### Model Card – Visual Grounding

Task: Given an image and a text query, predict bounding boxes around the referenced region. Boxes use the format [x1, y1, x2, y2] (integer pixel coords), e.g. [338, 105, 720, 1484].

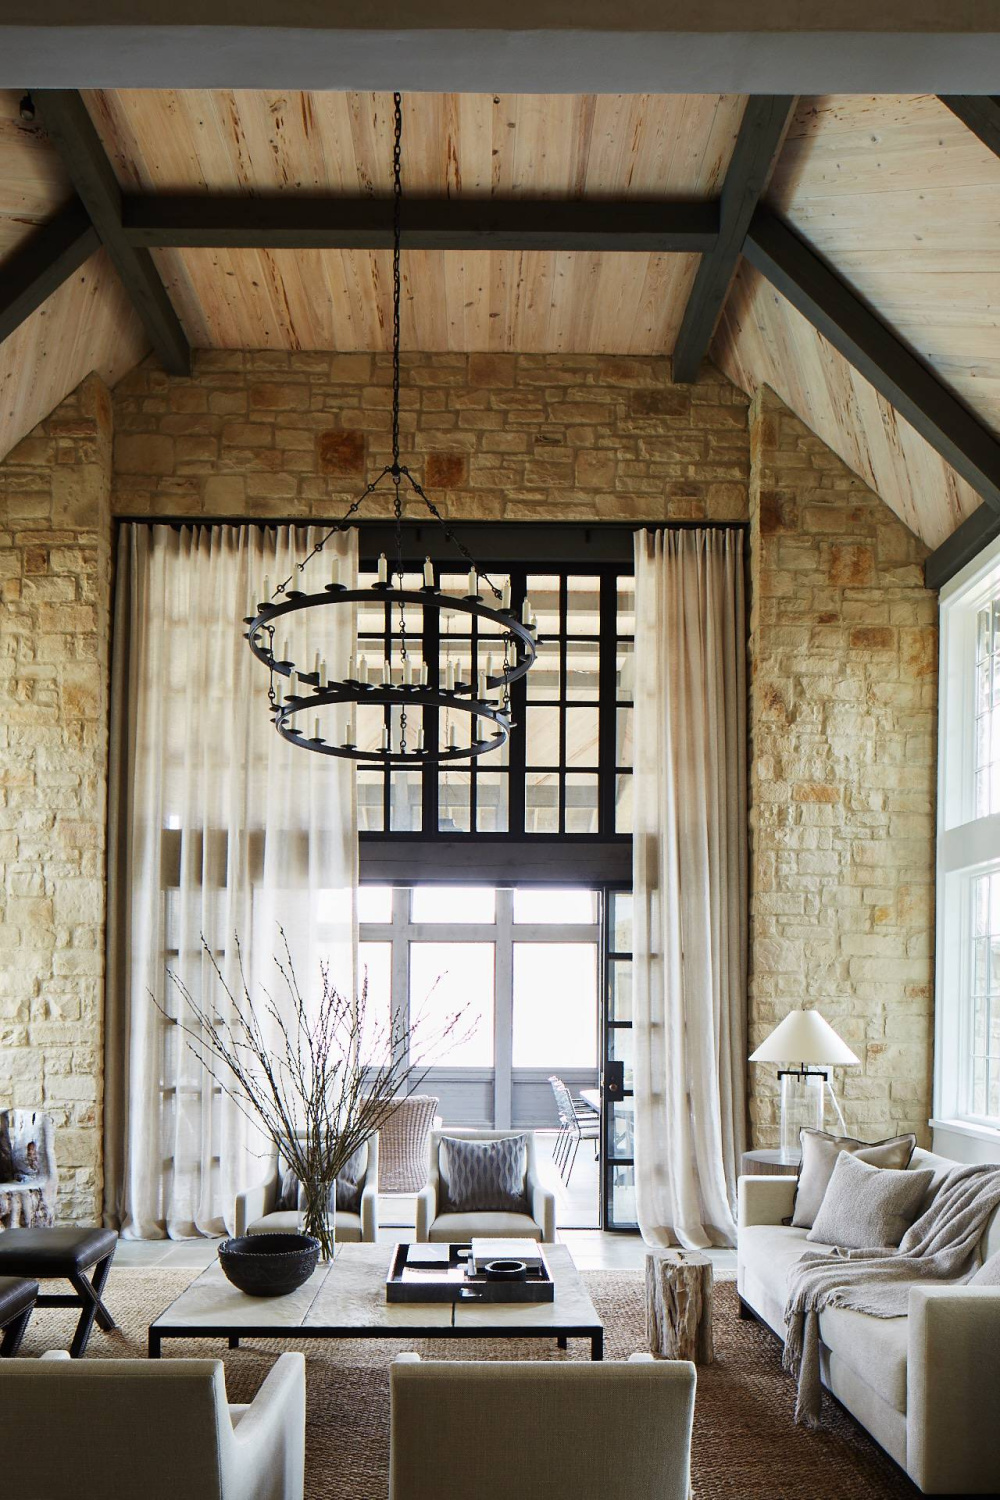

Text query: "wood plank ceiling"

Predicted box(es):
[0, 89, 147, 460]
[2, 87, 1000, 565]
[84, 90, 744, 354]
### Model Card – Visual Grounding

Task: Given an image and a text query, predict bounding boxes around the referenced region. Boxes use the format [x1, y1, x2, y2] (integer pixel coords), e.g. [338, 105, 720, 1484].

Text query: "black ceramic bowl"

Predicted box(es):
[218, 1232, 321, 1297]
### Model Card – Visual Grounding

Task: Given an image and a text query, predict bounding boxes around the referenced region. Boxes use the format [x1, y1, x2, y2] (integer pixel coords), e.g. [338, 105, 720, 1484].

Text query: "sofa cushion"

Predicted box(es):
[970, 1249, 1000, 1285]
[247, 1209, 364, 1243]
[808, 1152, 933, 1250]
[738, 1224, 834, 1332]
[792, 1129, 916, 1229]
[427, 1211, 543, 1243]
[818, 1303, 910, 1413]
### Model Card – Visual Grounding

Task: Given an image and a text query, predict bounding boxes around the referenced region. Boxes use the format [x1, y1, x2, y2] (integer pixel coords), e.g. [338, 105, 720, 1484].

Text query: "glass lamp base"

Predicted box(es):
[778, 1070, 826, 1161]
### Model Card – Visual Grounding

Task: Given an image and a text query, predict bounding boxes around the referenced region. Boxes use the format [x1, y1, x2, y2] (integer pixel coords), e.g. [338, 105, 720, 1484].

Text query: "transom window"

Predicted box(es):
[354, 561, 633, 839]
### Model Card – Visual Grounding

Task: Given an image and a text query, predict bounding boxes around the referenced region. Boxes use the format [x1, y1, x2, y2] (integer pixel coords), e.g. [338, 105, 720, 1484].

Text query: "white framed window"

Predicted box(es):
[936, 536, 1000, 1133]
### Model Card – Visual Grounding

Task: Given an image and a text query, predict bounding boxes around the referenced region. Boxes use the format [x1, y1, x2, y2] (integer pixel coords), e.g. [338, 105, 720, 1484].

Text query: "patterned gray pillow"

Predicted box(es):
[276, 1140, 369, 1216]
[441, 1135, 528, 1214]
[807, 1150, 933, 1250]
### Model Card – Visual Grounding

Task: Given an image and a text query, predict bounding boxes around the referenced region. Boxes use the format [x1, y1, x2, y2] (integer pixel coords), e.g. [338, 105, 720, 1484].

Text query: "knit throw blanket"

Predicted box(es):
[783, 1163, 1000, 1426]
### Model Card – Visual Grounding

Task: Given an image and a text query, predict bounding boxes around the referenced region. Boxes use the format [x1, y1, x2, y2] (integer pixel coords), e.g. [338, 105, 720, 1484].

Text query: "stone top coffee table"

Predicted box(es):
[149, 1242, 604, 1360]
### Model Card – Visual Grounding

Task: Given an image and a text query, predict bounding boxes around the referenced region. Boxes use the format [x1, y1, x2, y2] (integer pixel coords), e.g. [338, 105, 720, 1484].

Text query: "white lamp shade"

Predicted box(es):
[749, 1008, 859, 1067]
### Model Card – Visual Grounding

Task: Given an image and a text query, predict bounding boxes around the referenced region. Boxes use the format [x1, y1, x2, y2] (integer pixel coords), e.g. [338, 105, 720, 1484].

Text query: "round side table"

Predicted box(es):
[740, 1149, 799, 1177]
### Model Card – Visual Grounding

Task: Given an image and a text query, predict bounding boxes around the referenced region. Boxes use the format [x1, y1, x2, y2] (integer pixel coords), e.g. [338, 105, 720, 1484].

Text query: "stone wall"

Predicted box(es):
[0, 349, 939, 1221]
[0, 374, 113, 1220]
[110, 350, 750, 524]
[747, 388, 937, 1148]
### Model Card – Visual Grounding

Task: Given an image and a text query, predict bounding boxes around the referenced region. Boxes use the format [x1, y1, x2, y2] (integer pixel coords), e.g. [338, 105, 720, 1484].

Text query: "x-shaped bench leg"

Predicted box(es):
[0, 1305, 34, 1358]
[67, 1253, 116, 1358]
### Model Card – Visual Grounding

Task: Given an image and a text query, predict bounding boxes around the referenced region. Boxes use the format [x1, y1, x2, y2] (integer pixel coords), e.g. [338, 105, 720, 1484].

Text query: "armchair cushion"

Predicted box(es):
[440, 1133, 528, 1214]
[277, 1139, 369, 1215]
[426, 1210, 544, 1243]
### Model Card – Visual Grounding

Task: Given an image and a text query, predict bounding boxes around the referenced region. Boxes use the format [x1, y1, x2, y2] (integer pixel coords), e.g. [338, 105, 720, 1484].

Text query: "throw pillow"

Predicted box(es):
[970, 1250, 1000, 1285]
[440, 1134, 529, 1214]
[807, 1150, 934, 1250]
[792, 1128, 917, 1229]
[275, 1139, 369, 1216]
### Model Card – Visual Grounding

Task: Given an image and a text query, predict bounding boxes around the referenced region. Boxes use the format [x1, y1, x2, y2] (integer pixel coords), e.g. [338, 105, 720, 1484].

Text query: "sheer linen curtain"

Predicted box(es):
[632, 528, 747, 1249]
[105, 524, 357, 1239]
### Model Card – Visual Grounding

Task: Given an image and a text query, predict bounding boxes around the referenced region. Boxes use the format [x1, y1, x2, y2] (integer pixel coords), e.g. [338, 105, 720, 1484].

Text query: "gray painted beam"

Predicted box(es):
[939, 96, 1000, 159]
[121, 195, 719, 254]
[924, 503, 1000, 592]
[744, 209, 1000, 518]
[31, 90, 190, 376]
[672, 95, 796, 384]
[0, 202, 99, 343]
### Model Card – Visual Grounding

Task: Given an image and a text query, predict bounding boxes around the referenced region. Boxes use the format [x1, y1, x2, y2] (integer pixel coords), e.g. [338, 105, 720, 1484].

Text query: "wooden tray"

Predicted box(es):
[386, 1242, 555, 1303]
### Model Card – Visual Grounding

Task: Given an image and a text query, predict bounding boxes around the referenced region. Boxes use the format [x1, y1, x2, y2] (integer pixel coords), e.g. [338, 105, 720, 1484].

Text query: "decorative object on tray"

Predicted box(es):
[386, 1242, 555, 1303]
[749, 1008, 860, 1163]
[0, 1110, 57, 1229]
[645, 1249, 714, 1364]
[218, 1232, 321, 1297]
[160, 929, 470, 1260]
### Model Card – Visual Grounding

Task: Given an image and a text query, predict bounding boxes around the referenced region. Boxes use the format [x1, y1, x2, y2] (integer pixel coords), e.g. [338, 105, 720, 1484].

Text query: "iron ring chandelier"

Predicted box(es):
[244, 92, 538, 764]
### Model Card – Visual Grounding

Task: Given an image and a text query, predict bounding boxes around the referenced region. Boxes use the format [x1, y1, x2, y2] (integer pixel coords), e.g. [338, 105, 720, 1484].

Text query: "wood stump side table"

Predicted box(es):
[645, 1249, 714, 1364]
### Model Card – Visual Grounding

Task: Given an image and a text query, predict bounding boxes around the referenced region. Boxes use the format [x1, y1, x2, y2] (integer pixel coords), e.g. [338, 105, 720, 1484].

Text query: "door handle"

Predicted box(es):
[604, 1060, 624, 1102]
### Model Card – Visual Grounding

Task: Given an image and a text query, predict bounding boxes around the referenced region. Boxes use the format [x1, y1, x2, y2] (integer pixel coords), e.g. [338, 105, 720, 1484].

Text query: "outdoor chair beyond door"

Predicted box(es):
[548, 1077, 600, 1185]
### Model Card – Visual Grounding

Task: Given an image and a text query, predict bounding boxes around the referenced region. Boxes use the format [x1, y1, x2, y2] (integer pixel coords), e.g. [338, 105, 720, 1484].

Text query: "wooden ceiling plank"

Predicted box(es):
[672, 94, 796, 383]
[32, 89, 190, 376]
[0, 201, 99, 343]
[121, 194, 719, 254]
[938, 96, 1000, 161]
[744, 207, 1000, 518]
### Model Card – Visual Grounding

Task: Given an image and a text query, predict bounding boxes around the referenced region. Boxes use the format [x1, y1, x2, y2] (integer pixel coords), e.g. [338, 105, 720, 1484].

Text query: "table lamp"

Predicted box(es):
[749, 1009, 860, 1162]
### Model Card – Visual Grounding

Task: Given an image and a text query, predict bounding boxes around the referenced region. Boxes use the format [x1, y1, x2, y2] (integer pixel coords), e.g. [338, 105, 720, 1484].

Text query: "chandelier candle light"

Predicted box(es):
[244, 92, 537, 761]
[749, 1008, 861, 1163]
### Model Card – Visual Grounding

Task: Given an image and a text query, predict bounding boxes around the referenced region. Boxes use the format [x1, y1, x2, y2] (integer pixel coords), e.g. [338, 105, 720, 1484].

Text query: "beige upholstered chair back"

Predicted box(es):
[428, 1126, 538, 1205]
[0, 1359, 234, 1499]
[378, 1095, 440, 1192]
[389, 1358, 696, 1500]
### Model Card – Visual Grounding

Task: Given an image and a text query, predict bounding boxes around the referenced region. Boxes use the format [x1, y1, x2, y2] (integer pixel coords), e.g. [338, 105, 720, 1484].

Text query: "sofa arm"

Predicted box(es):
[415, 1184, 436, 1242]
[360, 1180, 379, 1243]
[531, 1180, 557, 1243]
[224, 1351, 305, 1500]
[737, 1175, 797, 1229]
[907, 1285, 1000, 1495]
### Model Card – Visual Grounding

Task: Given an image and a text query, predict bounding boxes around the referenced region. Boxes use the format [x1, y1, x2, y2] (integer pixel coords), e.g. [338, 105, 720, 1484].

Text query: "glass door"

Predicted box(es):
[602, 889, 637, 1229]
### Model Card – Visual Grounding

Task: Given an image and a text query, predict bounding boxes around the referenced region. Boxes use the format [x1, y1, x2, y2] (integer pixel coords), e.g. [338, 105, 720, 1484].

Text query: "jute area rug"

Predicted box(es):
[20, 1267, 920, 1500]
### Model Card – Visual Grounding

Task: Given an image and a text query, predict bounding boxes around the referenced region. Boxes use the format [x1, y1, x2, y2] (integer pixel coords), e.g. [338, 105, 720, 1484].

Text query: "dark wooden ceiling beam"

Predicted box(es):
[120, 194, 719, 253]
[0, 202, 99, 343]
[31, 90, 190, 376]
[744, 209, 1000, 537]
[671, 94, 796, 384]
[939, 96, 1000, 159]
[925, 503, 1000, 591]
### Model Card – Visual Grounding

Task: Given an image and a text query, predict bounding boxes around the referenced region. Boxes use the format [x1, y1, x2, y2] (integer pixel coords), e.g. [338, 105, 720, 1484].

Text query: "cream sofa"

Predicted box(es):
[737, 1145, 1000, 1496]
[235, 1134, 378, 1243]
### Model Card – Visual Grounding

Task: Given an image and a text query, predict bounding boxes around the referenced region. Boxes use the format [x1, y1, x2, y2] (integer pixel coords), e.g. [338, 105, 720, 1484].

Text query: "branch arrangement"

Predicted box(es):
[158, 929, 469, 1257]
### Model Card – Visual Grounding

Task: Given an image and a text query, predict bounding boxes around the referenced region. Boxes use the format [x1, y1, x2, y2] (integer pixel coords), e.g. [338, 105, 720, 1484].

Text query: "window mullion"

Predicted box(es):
[494, 887, 514, 1128]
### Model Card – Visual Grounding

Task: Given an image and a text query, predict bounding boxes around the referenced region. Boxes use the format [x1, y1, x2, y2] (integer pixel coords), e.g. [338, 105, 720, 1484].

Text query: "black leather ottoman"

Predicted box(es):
[0, 1228, 117, 1357]
[0, 1276, 38, 1356]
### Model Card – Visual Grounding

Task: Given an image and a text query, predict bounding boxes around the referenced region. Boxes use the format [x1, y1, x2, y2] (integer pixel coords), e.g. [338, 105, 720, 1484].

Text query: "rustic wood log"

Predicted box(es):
[645, 1249, 714, 1363]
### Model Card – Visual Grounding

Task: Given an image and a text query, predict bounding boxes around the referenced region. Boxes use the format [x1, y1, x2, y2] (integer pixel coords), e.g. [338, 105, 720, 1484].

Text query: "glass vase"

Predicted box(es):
[299, 1178, 336, 1262]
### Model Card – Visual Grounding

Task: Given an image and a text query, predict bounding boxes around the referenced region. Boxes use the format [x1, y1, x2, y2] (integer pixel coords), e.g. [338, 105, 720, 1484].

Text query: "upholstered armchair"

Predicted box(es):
[1, 1351, 306, 1500]
[0, 1109, 57, 1229]
[389, 1354, 696, 1500]
[415, 1128, 556, 1243]
[234, 1133, 378, 1242]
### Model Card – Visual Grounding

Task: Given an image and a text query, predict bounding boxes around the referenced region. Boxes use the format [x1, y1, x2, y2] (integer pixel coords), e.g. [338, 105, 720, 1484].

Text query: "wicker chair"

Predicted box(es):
[377, 1095, 441, 1193]
[0, 1110, 57, 1229]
